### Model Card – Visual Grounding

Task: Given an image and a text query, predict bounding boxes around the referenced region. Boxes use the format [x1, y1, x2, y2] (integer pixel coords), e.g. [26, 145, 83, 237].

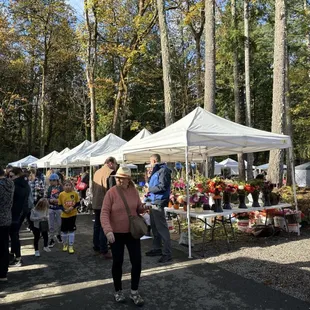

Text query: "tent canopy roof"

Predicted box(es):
[29, 150, 59, 168]
[49, 140, 92, 167]
[90, 129, 152, 165]
[295, 162, 310, 170]
[9, 155, 39, 168]
[72, 133, 127, 166]
[123, 107, 292, 163]
[257, 163, 287, 170]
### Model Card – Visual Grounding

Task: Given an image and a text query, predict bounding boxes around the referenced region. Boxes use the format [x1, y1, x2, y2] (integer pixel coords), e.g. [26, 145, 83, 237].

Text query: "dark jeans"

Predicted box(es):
[0, 226, 9, 278]
[93, 209, 108, 254]
[9, 222, 21, 258]
[150, 206, 172, 256]
[33, 227, 48, 250]
[19, 211, 32, 230]
[110, 233, 141, 291]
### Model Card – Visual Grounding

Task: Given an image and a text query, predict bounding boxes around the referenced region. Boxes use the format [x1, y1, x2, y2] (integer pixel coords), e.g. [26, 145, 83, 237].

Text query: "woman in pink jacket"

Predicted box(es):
[101, 166, 145, 306]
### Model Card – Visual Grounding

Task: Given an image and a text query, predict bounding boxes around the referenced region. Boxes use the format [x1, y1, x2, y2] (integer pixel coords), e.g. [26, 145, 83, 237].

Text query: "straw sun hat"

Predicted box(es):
[114, 166, 131, 178]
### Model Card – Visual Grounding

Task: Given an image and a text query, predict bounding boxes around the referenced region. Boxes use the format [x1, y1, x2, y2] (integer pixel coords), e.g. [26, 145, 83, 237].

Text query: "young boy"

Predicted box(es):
[58, 180, 80, 254]
[46, 173, 63, 247]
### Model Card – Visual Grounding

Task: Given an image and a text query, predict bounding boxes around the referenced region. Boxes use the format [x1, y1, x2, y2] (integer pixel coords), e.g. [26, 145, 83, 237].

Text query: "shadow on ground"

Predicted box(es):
[0, 214, 309, 310]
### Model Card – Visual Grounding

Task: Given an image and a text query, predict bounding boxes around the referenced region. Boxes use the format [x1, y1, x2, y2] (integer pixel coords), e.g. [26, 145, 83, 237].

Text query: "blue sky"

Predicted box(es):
[68, 0, 84, 16]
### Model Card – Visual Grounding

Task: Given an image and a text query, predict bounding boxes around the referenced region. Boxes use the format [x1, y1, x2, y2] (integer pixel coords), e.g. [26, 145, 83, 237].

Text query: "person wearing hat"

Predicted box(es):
[101, 166, 145, 306]
[46, 173, 63, 247]
[92, 157, 117, 259]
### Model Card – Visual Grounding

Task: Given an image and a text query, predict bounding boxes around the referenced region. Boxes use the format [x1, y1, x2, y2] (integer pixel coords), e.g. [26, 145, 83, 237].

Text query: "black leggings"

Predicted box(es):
[110, 233, 141, 291]
[0, 226, 9, 278]
[33, 227, 48, 250]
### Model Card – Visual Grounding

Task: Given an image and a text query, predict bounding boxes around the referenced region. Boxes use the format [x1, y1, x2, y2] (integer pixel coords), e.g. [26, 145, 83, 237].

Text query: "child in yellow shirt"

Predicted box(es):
[58, 180, 80, 254]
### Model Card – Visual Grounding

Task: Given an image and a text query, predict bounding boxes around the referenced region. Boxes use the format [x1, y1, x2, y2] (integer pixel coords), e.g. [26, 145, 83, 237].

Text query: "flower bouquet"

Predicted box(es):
[247, 179, 264, 208]
[222, 183, 237, 210]
[236, 183, 252, 209]
[189, 193, 209, 212]
[207, 177, 226, 212]
[171, 178, 187, 209]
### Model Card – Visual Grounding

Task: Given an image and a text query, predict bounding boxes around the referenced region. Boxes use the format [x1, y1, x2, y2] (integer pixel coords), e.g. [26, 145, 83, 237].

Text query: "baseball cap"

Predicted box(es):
[49, 173, 59, 181]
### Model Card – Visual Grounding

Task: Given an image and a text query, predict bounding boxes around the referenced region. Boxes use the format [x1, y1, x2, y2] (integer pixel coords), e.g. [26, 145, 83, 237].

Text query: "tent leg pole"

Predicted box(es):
[185, 146, 192, 258]
[288, 147, 300, 236]
[89, 165, 93, 190]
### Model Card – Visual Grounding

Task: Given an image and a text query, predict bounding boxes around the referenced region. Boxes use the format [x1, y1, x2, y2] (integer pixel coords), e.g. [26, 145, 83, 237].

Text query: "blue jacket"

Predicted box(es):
[148, 163, 171, 206]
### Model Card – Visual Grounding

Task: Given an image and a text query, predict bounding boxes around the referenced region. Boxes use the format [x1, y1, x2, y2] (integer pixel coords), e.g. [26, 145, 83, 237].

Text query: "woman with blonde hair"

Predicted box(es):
[101, 166, 146, 306]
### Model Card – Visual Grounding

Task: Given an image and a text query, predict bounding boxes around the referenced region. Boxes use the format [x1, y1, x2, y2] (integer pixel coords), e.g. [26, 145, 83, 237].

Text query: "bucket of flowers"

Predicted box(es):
[189, 174, 209, 212]
[207, 177, 226, 212]
[247, 179, 264, 208]
[222, 183, 237, 210]
[170, 177, 187, 210]
[234, 211, 256, 232]
[236, 182, 253, 209]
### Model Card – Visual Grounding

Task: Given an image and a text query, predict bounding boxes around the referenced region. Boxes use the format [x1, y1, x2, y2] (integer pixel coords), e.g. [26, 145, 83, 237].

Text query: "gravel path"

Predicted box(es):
[185, 227, 310, 303]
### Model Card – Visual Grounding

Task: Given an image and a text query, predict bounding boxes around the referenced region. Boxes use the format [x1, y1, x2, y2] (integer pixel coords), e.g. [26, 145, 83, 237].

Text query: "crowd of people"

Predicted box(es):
[0, 153, 173, 306]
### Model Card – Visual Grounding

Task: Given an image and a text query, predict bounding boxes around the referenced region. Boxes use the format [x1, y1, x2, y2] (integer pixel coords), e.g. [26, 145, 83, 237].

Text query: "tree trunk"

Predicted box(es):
[85, 0, 98, 142]
[268, 0, 286, 186]
[204, 0, 216, 113]
[39, 58, 48, 157]
[204, 0, 216, 177]
[244, 0, 254, 180]
[195, 36, 203, 105]
[157, 0, 174, 126]
[231, 0, 245, 180]
[284, 29, 293, 186]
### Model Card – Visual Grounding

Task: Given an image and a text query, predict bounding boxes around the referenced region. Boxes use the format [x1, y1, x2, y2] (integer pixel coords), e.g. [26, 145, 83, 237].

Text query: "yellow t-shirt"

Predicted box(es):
[58, 191, 79, 218]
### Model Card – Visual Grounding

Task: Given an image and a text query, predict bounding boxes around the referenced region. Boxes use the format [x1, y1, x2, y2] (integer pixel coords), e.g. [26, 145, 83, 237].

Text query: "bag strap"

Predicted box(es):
[115, 186, 132, 219]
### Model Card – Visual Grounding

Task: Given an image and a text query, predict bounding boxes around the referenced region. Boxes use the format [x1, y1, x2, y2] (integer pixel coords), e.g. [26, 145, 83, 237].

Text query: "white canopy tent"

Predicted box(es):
[217, 158, 251, 175]
[122, 107, 295, 258]
[214, 161, 223, 175]
[49, 140, 92, 168]
[71, 133, 127, 166]
[9, 155, 39, 168]
[90, 128, 152, 165]
[295, 162, 310, 187]
[257, 163, 287, 170]
[44, 147, 71, 168]
[58, 147, 71, 155]
[28, 150, 59, 168]
[123, 107, 291, 163]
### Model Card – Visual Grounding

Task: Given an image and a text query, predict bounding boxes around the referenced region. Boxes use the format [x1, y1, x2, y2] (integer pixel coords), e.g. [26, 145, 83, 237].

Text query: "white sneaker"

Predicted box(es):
[43, 247, 51, 252]
[35, 250, 40, 257]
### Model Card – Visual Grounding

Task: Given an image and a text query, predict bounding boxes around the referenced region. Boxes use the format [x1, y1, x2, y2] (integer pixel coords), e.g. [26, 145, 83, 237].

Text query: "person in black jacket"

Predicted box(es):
[0, 166, 14, 282]
[9, 167, 30, 267]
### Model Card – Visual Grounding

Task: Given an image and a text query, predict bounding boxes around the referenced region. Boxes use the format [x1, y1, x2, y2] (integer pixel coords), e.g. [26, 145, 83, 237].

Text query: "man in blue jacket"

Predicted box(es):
[145, 154, 172, 263]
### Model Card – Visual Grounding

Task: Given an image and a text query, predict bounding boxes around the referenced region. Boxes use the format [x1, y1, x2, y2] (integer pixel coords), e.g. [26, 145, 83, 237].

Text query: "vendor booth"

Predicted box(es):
[122, 107, 295, 257]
